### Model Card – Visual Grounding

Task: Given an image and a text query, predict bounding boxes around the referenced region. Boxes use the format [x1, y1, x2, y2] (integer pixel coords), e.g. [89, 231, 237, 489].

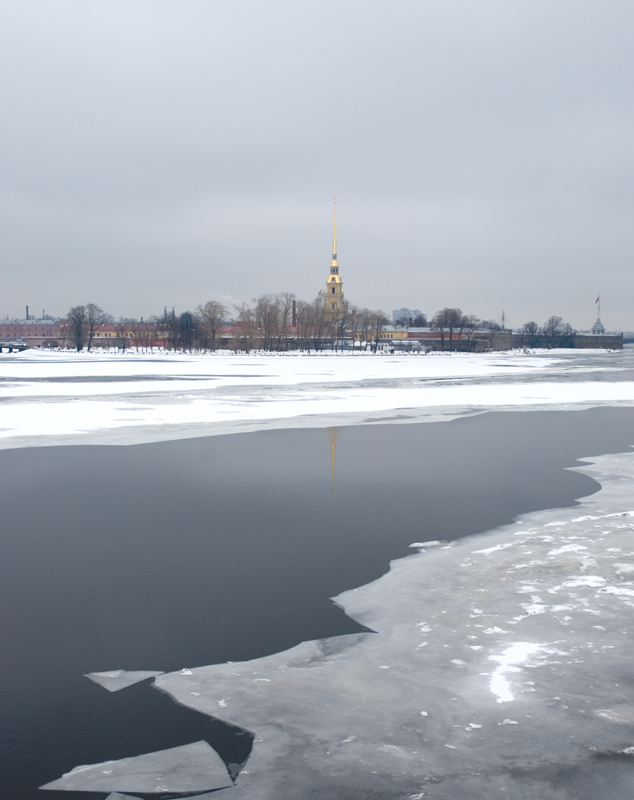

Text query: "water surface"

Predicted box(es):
[1, 407, 634, 798]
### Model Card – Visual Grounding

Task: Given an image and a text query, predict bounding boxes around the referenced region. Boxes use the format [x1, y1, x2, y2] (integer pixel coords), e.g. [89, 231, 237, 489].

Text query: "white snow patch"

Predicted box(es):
[473, 543, 514, 556]
[520, 604, 547, 616]
[547, 545, 588, 556]
[548, 576, 607, 593]
[598, 586, 634, 597]
[490, 643, 542, 703]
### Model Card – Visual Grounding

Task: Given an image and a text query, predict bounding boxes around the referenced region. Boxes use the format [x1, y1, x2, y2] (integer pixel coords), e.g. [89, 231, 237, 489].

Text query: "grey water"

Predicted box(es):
[1, 406, 634, 798]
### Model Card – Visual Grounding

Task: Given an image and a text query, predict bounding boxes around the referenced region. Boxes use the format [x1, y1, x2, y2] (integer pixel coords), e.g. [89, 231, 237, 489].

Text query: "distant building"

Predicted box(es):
[0, 317, 62, 346]
[392, 308, 422, 323]
[591, 297, 606, 334]
[325, 198, 344, 315]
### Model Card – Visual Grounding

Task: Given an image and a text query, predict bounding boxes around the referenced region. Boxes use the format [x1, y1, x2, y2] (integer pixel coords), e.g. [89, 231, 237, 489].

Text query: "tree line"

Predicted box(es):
[62, 300, 577, 353]
[62, 296, 391, 352]
[515, 316, 576, 348]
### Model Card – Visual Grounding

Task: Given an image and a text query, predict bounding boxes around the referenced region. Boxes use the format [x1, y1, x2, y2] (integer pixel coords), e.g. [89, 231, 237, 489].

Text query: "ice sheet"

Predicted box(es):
[39, 740, 232, 793]
[104, 795, 141, 800]
[0, 348, 559, 390]
[145, 449, 634, 799]
[1, 349, 634, 448]
[84, 670, 165, 692]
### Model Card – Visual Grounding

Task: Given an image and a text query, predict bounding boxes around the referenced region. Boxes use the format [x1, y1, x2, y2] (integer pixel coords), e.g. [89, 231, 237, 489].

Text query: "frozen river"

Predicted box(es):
[1, 349, 634, 799]
[2, 347, 634, 448]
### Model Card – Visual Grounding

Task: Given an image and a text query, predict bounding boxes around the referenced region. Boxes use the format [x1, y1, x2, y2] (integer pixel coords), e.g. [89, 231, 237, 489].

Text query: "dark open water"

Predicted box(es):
[1, 407, 634, 799]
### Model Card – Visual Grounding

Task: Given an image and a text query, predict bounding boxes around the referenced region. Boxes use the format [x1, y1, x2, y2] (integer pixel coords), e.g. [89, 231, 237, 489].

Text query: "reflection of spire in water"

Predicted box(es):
[328, 427, 338, 494]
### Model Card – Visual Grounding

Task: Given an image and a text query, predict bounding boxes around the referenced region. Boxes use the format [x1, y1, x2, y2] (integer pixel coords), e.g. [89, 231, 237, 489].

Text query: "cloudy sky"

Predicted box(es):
[1, 0, 633, 329]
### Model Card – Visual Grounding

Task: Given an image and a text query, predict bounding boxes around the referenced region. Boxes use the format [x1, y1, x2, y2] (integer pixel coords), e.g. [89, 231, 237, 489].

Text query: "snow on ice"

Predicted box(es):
[2, 348, 634, 448]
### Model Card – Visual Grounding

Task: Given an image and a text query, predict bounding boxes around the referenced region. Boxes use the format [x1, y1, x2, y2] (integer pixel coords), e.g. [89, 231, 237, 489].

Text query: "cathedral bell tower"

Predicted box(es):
[326, 197, 344, 315]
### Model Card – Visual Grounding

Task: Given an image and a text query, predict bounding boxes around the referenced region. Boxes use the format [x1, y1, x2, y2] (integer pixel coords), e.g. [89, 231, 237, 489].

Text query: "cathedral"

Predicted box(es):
[325, 198, 344, 314]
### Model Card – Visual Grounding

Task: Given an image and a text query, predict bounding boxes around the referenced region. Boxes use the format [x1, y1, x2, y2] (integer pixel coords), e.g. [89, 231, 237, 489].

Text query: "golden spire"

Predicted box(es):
[330, 196, 338, 268]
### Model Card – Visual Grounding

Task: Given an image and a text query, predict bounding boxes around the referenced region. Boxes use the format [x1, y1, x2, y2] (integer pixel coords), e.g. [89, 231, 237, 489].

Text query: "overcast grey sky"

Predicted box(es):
[1, 0, 633, 329]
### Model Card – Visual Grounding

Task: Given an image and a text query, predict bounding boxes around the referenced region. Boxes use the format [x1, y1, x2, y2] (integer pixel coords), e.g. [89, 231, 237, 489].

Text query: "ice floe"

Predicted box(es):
[104, 794, 140, 800]
[84, 670, 164, 692]
[40, 740, 232, 793]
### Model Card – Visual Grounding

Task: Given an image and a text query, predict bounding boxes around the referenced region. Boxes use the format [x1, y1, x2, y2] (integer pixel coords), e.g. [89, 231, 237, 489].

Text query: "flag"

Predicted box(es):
[595, 296, 600, 303]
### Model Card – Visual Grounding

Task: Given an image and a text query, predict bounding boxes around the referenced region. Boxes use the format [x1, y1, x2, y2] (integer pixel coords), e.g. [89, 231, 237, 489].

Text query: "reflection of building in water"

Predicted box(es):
[325, 198, 344, 316]
[328, 427, 338, 494]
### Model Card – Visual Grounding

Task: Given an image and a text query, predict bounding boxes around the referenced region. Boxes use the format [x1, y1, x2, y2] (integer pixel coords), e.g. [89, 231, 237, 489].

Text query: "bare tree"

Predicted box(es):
[432, 308, 465, 350]
[445, 308, 465, 347]
[114, 322, 130, 353]
[344, 304, 363, 347]
[196, 300, 228, 351]
[235, 303, 259, 351]
[369, 310, 390, 352]
[481, 319, 502, 332]
[462, 314, 481, 346]
[353, 308, 374, 349]
[178, 312, 197, 352]
[293, 293, 335, 351]
[272, 292, 295, 350]
[67, 305, 87, 351]
[522, 321, 540, 347]
[85, 303, 113, 351]
[332, 299, 354, 351]
[310, 295, 335, 351]
[58, 319, 73, 349]
[246, 293, 296, 351]
[295, 299, 317, 350]
[411, 312, 428, 327]
[543, 315, 563, 348]
[253, 294, 277, 350]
